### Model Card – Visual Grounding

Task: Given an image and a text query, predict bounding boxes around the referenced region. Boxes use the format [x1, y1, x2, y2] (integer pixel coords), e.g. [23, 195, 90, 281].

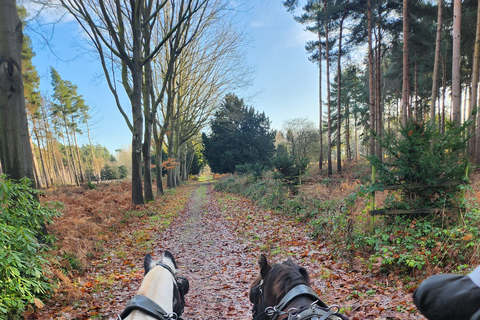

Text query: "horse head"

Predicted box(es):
[249, 254, 347, 320]
[120, 251, 189, 320]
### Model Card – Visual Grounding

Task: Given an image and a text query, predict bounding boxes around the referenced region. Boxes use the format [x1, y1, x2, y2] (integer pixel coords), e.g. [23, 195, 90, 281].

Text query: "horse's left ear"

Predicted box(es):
[259, 254, 272, 279]
[144, 253, 155, 275]
[299, 266, 310, 284]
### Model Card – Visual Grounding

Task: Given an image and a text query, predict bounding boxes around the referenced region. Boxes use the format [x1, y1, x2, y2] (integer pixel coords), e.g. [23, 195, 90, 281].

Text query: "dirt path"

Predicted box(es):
[35, 180, 424, 320]
[152, 181, 257, 319]
[149, 181, 424, 320]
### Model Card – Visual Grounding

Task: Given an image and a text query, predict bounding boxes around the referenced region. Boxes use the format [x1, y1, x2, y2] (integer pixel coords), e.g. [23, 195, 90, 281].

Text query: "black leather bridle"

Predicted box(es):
[251, 282, 350, 320]
[118, 262, 189, 320]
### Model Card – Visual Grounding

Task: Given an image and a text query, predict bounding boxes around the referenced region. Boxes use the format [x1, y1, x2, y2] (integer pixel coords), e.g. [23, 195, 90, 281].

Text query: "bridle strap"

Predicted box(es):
[156, 262, 176, 278]
[274, 284, 328, 312]
[118, 295, 174, 320]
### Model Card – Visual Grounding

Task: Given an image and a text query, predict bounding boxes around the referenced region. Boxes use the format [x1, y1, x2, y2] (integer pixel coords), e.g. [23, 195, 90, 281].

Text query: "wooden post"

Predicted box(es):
[370, 165, 376, 234]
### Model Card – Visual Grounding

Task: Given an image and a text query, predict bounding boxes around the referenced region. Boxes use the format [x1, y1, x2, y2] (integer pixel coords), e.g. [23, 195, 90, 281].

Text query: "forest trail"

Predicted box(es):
[152, 181, 256, 319]
[148, 181, 424, 320]
[35, 181, 424, 319]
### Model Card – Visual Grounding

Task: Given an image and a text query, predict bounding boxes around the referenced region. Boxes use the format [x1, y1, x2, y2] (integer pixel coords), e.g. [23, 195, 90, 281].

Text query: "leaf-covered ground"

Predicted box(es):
[31, 180, 425, 320]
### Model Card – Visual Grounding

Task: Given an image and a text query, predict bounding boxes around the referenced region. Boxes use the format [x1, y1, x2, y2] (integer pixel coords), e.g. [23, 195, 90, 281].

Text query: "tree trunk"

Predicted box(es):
[60, 129, 76, 184]
[33, 120, 50, 187]
[402, 0, 410, 125]
[415, 58, 419, 121]
[0, 0, 36, 184]
[452, 0, 462, 125]
[336, 6, 347, 173]
[325, 0, 332, 175]
[431, 0, 443, 125]
[29, 134, 43, 188]
[474, 0, 480, 163]
[131, 3, 145, 205]
[71, 126, 85, 183]
[375, 23, 382, 159]
[153, 122, 164, 195]
[441, 51, 447, 133]
[86, 121, 100, 180]
[185, 145, 195, 180]
[367, 0, 375, 157]
[346, 100, 351, 161]
[354, 112, 358, 162]
[142, 6, 154, 203]
[318, 29, 323, 171]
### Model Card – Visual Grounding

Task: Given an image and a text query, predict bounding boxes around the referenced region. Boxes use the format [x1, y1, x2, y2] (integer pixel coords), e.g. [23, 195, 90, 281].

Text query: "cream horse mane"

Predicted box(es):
[124, 252, 178, 320]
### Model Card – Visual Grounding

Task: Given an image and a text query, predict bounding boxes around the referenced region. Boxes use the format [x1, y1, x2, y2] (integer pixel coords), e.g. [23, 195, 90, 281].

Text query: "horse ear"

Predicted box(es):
[164, 250, 178, 269]
[144, 253, 154, 275]
[259, 254, 271, 279]
[299, 266, 310, 284]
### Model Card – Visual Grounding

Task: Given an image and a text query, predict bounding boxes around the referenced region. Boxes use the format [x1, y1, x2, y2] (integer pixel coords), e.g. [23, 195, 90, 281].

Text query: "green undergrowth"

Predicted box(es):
[0, 175, 63, 319]
[215, 173, 480, 276]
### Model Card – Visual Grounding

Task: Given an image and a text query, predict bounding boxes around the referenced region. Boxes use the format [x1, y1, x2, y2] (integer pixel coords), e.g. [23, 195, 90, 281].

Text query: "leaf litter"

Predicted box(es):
[29, 180, 425, 320]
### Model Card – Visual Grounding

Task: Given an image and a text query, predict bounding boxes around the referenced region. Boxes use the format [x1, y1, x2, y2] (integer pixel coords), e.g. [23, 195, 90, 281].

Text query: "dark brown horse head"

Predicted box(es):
[249, 254, 311, 320]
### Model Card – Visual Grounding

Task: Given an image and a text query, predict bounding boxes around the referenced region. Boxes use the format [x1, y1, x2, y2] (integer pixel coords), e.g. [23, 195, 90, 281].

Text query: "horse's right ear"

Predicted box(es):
[259, 254, 271, 279]
[144, 253, 155, 276]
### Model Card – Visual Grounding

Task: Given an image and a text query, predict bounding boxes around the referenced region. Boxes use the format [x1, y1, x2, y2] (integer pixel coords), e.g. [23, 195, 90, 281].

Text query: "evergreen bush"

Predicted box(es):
[0, 175, 62, 318]
[367, 120, 470, 211]
[271, 154, 309, 190]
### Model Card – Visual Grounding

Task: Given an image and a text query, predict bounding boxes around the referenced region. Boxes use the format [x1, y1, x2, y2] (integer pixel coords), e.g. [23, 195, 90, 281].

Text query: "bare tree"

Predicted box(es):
[154, 2, 251, 189]
[58, 0, 207, 204]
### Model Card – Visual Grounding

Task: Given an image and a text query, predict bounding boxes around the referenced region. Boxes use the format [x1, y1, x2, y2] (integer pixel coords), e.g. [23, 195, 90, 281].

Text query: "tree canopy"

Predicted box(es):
[202, 94, 276, 174]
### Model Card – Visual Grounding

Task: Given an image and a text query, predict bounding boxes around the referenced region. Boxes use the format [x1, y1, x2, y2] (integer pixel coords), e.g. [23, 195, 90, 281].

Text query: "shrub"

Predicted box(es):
[87, 180, 97, 190]
[352, 213, 480, 273]
[118, 165, 128, 179]
[235, 162, 267, 180]
[367, 120, 470, 211]
[271, 154, 309, 190]
[0, 175, 62, 318]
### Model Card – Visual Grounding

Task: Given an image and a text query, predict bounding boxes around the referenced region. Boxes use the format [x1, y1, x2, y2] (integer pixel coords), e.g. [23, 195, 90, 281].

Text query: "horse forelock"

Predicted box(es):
[263, 261, 310, 307]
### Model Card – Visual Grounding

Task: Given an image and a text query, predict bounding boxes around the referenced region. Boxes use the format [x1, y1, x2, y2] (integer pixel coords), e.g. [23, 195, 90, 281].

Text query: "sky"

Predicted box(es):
[24, 0, 320, 154]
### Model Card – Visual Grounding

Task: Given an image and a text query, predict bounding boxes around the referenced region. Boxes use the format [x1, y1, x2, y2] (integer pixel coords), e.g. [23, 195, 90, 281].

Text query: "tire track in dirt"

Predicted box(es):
[153, 182, 258, 320]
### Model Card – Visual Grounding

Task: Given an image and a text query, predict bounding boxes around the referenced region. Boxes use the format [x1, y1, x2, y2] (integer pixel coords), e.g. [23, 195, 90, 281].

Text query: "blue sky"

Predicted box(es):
[26, 0, 319, 154]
